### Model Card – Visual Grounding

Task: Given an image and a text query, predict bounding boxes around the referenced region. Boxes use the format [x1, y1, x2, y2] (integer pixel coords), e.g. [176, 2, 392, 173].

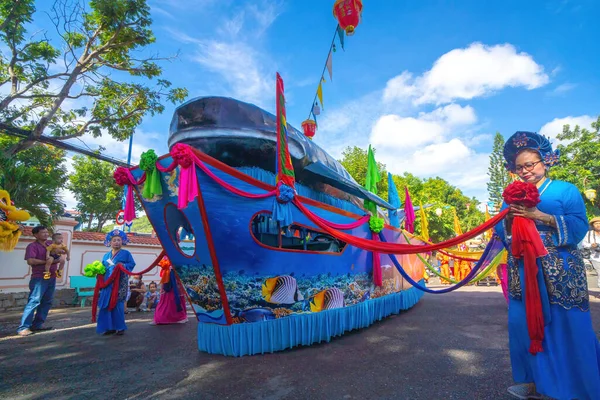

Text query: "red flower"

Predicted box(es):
[113, 167, 130, 186]
[171, 143, 194, 168]
[502, 181, 541, 208]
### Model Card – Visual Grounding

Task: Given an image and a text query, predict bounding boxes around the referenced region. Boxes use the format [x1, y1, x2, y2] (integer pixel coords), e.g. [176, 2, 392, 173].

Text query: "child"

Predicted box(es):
[143, 281, 160, 311]
[44, 233, 70, 279]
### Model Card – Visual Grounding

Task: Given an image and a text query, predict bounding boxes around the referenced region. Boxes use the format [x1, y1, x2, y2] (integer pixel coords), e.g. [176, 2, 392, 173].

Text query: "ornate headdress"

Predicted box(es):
[104, 229, 130, 247]
[503, 131, 560, 172]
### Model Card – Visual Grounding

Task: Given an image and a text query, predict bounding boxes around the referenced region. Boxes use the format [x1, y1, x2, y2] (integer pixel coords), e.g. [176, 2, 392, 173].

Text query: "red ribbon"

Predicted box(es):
[511, 216, 548, 354]
[503, 181, 547, 355]
[372, 233, 382, 286]
[91, 251, 166, 322]
[293, 198, 508, 254]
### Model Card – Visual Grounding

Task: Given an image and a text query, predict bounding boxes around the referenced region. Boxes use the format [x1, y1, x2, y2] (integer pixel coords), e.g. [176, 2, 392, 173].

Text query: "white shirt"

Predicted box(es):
[582, 230, 600, 260]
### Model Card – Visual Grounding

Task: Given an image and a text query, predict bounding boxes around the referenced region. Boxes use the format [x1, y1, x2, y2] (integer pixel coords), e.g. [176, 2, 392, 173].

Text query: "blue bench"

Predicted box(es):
[70, 276, 97, 307]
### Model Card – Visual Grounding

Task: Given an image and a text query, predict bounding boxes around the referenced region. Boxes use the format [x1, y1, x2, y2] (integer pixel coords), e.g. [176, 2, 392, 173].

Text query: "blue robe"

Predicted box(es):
[496, 179, 600, 400]
[96, 249, 135, 334]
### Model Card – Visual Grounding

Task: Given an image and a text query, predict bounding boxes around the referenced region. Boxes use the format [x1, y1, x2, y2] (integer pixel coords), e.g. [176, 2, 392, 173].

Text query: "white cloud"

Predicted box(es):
[164, 1, 281, 108]
[539, 115, 595, 143]
[191, 41, 272, 107]
[379, 138, 491, 202]
[548, 82, 577, 96]
[371, 115, 445, 149]
[418, 103, 477, 126]
[367, 104, 490, 201]
[383, 43, 549, 105]
[370, 104, 477, 150]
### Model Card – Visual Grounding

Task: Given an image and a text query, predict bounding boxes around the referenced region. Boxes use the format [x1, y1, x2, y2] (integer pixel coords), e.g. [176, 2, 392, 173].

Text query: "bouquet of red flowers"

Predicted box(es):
[502, 181, 548, 355]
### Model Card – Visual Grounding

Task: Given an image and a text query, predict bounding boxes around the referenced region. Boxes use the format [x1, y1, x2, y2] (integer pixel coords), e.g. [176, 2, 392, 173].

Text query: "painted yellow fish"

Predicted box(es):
[262, 275, 304, 304]
[310, 287, 344, 312]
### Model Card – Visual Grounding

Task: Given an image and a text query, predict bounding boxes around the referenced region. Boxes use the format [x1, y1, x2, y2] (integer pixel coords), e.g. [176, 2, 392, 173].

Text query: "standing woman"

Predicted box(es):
[97, 230, 136, 336]
[496, 131, 600, 400]
[153, 257, 188, 325]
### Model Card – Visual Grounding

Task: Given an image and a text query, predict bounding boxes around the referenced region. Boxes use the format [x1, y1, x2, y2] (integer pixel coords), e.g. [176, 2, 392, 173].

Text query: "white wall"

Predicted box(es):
[0, 218, 163, 294]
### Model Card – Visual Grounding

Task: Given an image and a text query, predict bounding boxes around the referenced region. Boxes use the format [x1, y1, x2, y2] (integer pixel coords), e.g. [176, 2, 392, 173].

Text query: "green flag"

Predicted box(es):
[364, 145, 380, 214]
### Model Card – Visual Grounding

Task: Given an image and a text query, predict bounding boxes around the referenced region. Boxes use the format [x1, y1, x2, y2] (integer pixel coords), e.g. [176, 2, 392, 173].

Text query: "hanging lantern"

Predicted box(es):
[301, 119, 317, 139]
[435, 208, 443, 217]
[585, 188, 597, 202]
[333, 0, 363, 36]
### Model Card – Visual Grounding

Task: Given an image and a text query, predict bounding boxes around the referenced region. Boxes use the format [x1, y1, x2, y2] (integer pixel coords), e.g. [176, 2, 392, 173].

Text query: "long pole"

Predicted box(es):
[122, 134, 134, 231]
[306, 26, 340, 120]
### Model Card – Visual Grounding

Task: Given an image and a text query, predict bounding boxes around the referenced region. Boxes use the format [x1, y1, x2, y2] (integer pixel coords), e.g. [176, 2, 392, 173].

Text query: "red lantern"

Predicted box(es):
[333, 0, 363, 36]
[301, 119, 317, 139]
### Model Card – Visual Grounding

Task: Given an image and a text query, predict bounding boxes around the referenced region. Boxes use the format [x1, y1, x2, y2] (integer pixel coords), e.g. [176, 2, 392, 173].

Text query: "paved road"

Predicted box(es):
[1, 283, 599, 400]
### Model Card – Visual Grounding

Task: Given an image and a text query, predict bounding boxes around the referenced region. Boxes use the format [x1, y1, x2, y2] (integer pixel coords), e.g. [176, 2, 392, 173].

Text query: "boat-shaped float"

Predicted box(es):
[122, 93, 425, 356]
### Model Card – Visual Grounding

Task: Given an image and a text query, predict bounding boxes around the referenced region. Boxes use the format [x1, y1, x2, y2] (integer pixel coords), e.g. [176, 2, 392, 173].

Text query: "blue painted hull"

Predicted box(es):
[129, 150, 425, 355]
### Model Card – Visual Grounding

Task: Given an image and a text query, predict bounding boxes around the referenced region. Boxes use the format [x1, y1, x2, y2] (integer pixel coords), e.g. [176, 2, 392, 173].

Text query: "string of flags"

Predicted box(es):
[301, 0, 363, 140]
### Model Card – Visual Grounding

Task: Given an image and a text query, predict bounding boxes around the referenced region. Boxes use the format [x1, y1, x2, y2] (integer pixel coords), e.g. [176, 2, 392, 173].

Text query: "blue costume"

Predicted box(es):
[496, 132, 600, 400]
[96, 230, 136, 334]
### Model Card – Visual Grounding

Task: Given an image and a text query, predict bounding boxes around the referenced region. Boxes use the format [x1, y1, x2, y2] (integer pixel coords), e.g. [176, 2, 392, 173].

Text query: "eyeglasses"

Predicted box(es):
[514, 160, 543, 173]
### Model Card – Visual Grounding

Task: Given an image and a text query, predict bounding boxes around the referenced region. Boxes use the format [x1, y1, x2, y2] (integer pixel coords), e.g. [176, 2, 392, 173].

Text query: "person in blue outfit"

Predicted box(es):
[496, 131, 600, 400]
[96, 230, 136, 336]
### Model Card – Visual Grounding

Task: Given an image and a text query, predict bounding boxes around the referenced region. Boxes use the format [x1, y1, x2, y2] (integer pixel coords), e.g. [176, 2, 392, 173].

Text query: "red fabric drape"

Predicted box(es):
[311, 213, 370, 230]
[293, 198, 508, 255]
[372, 233, 382, 286]
[511, 216, 548, 354]
[91, 251, 165, 322]
[502, 180, 547, 355]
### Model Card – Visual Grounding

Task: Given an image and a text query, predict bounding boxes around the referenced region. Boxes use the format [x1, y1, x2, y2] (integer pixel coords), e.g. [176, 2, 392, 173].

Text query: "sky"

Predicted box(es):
[27, 0, 600, 209]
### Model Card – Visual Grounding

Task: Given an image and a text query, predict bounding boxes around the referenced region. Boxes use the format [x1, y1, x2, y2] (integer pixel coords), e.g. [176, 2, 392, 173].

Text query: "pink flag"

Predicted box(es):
[404, 187, 415, 233]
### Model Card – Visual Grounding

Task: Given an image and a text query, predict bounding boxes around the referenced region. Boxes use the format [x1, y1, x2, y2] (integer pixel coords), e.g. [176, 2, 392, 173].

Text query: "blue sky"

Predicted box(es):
[42, 0, 600, 207]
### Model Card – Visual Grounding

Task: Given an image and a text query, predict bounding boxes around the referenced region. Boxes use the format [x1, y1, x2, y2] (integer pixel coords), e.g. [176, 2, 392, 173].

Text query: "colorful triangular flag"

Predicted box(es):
[317, 82, 324, 109]
[337, 26, 345, 51]
[326, 51, 333, 81]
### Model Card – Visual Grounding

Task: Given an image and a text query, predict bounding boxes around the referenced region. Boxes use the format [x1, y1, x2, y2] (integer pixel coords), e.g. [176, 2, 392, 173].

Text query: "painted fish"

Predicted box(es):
[185, 287, 202, 303]
[310, 288, 344, 312]
[262, 275, 304, 304]
[237, 307, 276, 323]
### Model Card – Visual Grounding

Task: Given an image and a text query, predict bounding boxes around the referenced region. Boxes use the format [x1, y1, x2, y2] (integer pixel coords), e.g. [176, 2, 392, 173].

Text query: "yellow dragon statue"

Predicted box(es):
[0, 189, 30, 251]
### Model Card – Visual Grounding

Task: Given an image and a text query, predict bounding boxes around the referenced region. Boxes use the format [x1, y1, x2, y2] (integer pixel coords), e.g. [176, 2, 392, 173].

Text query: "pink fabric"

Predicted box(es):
[177, 161, 199, 209]
[124, 186, 136, 223]
[499, 263, 509, 304]
[372, 232, 382, 286]
[153, 281, 188, 325]
[404, 187, 415, 233]
[155, 160, 177, 173]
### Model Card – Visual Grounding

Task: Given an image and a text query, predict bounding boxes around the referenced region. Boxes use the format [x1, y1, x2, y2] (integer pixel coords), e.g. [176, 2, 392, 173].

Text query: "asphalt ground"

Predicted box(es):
[1, 278, 599, 400]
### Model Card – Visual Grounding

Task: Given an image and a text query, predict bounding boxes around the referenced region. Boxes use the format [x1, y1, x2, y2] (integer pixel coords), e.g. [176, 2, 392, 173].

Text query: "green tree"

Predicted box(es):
[486, 132, 511, 212]
[338, 146, 484, 242]
[0, 136, 68, 226]
[68, 155, 123, 231]
[0, 0, 188, 156]
[101, 214, 155, 233]
[339, 146, 388, 201]
[549, 116, 600, 217]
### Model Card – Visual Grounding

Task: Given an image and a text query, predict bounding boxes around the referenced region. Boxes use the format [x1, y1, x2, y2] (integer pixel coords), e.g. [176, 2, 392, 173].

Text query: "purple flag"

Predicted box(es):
[404, 187, 415, 233]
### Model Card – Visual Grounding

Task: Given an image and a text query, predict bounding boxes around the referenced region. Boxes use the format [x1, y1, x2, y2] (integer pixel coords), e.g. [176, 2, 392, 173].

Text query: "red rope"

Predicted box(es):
[91, 251, 166, 322]
[293, 198, 508, 255]
[191, 153, 277, 199]
[511, 216, 547, 354]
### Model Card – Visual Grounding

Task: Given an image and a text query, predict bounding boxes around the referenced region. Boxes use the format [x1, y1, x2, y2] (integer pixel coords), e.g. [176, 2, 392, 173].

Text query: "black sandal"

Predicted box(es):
[115, 330, 125, 336]
[103, 330, 116, 335]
